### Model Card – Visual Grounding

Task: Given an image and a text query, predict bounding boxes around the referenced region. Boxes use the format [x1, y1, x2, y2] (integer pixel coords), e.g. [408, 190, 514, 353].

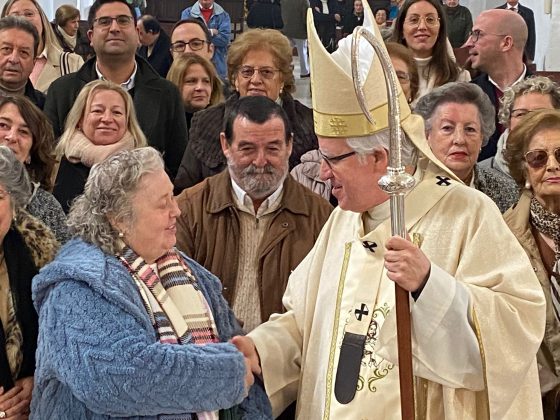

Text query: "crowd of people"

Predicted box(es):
[0, 0, 558, 418]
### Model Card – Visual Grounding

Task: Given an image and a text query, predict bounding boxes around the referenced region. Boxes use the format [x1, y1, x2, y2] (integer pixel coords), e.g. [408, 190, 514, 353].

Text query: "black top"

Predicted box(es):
[53, 158, 91, 214]
[138, 30, 173, 78]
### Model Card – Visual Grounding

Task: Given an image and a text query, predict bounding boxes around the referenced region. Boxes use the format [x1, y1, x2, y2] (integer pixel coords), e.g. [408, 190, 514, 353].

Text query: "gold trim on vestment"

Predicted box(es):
[324, 242, 353, 419]
[471, 308, 491, 419]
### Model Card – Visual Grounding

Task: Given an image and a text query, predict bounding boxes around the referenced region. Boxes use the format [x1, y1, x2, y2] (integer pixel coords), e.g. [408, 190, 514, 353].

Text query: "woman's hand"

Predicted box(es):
[0, 382, 31, 419]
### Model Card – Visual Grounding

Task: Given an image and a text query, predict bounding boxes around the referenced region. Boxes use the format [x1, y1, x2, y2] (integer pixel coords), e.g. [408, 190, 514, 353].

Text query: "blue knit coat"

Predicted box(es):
[30, 239, 272, 419]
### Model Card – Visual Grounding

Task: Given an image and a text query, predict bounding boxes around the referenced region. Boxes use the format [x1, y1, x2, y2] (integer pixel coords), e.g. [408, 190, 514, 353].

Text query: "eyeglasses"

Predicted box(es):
[524, 147, 560, 169]
[9, 10, 36, 19]
[170, 39, 208, 53]
[468, 30, 506, 43]
[319, 150, 357, 169]
[511, 108, 550, 119]
[93, 15, 134, 28]
[404, 15, 440, 28]
[0, 189, 10, 201]
[395, 71, 410, 82]
[238, 66, 280, 80]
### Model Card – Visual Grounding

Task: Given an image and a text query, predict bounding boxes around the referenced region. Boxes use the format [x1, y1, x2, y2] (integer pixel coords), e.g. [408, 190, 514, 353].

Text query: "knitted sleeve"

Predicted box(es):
[36, 280, 247, 417]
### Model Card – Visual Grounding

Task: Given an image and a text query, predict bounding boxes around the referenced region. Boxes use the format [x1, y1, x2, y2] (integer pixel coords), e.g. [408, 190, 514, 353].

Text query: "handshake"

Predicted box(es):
[232, 336, 263, 391]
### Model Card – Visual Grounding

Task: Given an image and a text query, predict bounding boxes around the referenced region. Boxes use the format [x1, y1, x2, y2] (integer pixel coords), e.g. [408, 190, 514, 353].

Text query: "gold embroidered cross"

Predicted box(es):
[329, 117, 348, 135]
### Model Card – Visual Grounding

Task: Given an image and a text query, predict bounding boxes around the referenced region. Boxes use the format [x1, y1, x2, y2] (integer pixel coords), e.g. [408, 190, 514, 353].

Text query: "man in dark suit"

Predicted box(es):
[137, 15, 172, 77]
[44, 0, 187, 178]
[465, 9, 530, 161]
[496, 0, 536, 63]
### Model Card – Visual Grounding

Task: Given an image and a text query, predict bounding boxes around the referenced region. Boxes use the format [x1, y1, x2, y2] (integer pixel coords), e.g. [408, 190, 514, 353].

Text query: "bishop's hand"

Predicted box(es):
[384, 235, 431, 293]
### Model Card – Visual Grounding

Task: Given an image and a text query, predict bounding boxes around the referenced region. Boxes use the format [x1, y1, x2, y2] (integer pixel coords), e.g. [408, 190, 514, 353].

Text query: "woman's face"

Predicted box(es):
[8, 0, 43, 42]
[119, 169, 181, 263]
[354, 1, 364, 14]
[375, 9, 387, 24]
[234, 49, 284, 100]
[80, 90, 127, 146]
[525, 128, 560, 209]
[426, 102, 483, 182]
[182, 63, 212, 112]
[510, 92, 555, 131]
[0, 184, 11, 243]
[390, 55, 412, 102]
[63, 16, 80, 37]
[0, 103, 33, 164]
[402, 1, 440, 59]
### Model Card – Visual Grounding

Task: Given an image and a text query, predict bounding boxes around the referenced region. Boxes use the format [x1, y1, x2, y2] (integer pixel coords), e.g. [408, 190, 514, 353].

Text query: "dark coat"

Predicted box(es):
[341, 12, 363, 37]
[496, 2, 536, 62]
[52, 158, 90, 214]
[281, 0, 309, 39]
[473, 164, 518, 213]
[23, 80, 45, 110]
[444, 5, 472, 49]
[472, 68, 533, 161]
[175, 169, 333, 323]
[174, 92, 318, 192]
[44, 56, 188, 178]
[138, 30, 173, 78]
[247, 0, 284, 29]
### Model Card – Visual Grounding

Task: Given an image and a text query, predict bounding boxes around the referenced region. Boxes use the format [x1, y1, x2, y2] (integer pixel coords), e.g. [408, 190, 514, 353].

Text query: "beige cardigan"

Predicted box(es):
[35, 44, 83, 93]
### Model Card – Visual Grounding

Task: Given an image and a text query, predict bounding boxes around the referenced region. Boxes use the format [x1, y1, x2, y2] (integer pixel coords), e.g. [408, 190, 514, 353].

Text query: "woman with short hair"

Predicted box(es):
[0, 146, 58, 419]
[1, 0, 83, 92]
[52, 4, 92, 60]
[53, 80, 148, 213]
[32, 147, 271, 418]
[175, 29, 317, 192]
[503, 109, 560, 418]
[415, 82, 519, 212]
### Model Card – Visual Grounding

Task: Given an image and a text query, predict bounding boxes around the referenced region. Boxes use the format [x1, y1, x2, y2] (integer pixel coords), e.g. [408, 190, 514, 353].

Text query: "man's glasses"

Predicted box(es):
[524, 147, 560, 169]
[319, 150, 356, 169]
[238, 66, 280, 80]
[170, 39, 208, 53]
[93, 15, 134, 28]
[404, 15, 440, 28]
[468, 29, 506, 43]
[511, 108, 550, 119]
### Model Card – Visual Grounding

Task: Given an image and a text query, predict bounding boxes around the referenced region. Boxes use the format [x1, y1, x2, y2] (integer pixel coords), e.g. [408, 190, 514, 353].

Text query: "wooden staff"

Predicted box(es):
[350, 27, 416, 420]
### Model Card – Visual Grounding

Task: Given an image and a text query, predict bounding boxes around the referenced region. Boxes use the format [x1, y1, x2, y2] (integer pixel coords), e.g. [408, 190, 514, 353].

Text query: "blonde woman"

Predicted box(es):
[1, 0, 83, 92]
[167, 53, 224, 130]
[53, 80, 147, 212]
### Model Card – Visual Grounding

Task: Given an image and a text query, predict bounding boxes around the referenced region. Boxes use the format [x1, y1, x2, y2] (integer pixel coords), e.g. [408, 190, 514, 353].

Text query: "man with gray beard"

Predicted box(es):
[175, 96, 332, 331]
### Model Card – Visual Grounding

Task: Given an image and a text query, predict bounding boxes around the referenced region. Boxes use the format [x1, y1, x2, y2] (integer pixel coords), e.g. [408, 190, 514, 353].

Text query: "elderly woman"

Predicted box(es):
[51, 4, 92, 60]
[390, 0, 470, 105]
[0, 95, 68, 243]
[1, 0, 83, 92]
[503, 109, 560, 419]
[167, 53, 224, 131]
[0, 146, 58, 419]
[32, 147, 271, 418]
[174, 28, 317, 192]
[481, 76, 560, 176]
[54, 80, 147, 213]
[415, 82, 519, 212]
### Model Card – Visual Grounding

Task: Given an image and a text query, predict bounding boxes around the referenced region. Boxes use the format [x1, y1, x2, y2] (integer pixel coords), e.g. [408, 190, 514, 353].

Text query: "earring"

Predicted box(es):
[525, 180, 531, 190]
[118, 231, 124, 238]
[25, 156, 31, 164]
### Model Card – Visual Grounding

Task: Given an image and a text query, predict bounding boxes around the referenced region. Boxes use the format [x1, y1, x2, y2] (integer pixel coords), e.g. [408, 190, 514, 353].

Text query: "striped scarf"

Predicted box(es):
[118, 246, 219, 420]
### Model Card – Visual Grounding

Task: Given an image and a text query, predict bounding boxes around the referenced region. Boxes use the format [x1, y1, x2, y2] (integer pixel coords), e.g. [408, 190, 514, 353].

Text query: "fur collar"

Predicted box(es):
[13, 209, 59, 269]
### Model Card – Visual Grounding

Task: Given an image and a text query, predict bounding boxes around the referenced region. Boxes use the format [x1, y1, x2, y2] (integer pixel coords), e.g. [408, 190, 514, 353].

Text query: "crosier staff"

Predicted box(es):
[351, 26, 416, 420]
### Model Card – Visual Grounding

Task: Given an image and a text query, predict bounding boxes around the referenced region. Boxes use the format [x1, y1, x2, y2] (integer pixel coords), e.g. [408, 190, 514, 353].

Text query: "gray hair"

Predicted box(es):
[67, 147, 164, 255]
[414, 82, 495, 147]
[498, 76, 560, 126]
[346, 128, 418, 166]
[0, 146, 32, 210]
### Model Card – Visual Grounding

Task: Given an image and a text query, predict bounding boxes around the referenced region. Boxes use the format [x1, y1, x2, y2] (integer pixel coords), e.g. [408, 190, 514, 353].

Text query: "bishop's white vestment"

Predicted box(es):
[249, 159, 546, 419]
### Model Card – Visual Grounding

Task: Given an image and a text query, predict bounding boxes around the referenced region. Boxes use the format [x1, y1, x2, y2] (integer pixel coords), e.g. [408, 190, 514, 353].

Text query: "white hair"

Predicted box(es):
[346, 128, 418, 165]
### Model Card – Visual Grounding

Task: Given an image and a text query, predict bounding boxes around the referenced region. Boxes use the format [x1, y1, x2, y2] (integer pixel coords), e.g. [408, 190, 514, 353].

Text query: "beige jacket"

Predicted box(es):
[35, 45, 83, 93]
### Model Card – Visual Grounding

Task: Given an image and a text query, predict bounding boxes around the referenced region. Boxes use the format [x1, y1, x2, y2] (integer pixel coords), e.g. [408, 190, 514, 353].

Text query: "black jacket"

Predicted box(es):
[472, 68, 533, 161]
[174, 92, 318, 193]
[138, 30, 173, 78]
[23, 80, 45, 110]
[53, 158, 90, 214]
[44, 56, 187, 178]
[496, 2, 536, 61]
[247, 0, 284, 29]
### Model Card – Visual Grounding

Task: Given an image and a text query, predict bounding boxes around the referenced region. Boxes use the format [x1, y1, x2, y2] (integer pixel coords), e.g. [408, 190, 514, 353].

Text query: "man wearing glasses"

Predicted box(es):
[180, 0, 231, 80]
[466, 9, 531, 162]
[44, 0, 188, 179]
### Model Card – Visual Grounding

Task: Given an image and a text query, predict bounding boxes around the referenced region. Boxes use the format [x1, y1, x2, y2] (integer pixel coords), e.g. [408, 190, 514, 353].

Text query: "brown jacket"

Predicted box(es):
[175, 170, 333, 323]
[504, 190, 560, 418]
